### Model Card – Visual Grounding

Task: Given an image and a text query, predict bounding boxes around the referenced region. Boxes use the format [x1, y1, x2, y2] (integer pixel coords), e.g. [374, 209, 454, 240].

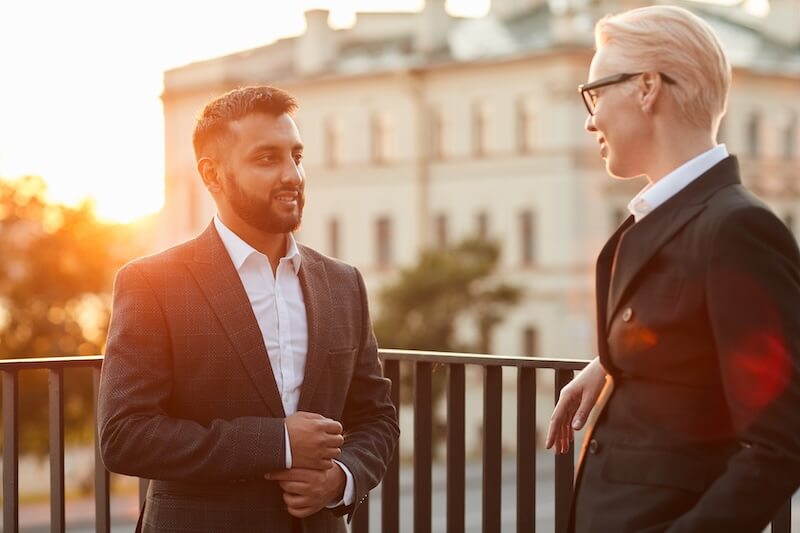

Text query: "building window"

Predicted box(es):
[519, 209, 535, 266]
[747, 112, 761, 158]
[476, 211, 489, 240]
[376, 216, 392, 268]
[473, 101, 490, 158]
[523, 326, 538, 357]
[517, 97, 535, 153]
[784, 112, 797, 160]
[328, 217, 340, 258]
[435, 213, 448, 250]
[371, 113, 392, 164]
[430, 108, 446, 160]
[325, 116, 342, 168]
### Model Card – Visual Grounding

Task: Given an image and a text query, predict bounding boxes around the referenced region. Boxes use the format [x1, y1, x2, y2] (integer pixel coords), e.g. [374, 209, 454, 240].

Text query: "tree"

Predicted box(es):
[373, 238, 522, 405]
[0, 176, 144, 454]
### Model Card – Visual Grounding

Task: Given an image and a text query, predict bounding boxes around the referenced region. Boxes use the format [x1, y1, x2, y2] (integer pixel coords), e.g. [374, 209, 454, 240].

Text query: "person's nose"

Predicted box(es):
[281, 159, 303, 187]
[585, 114, 597, 133]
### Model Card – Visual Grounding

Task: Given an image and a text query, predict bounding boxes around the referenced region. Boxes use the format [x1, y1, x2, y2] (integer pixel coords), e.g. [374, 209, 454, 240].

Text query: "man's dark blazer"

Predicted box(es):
[573, 156, 800, 532]
[98, 222, 399, 533]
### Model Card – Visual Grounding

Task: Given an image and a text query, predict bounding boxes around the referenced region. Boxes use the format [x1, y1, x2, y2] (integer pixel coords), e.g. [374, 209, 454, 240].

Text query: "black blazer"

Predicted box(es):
[98, 223, 399, 533]
[573, 156, 800, 532]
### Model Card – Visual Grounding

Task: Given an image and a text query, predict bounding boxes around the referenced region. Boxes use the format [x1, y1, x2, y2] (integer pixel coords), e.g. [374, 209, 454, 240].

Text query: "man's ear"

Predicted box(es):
[638, 71, 662, 114]
[197, 157, 222, 193]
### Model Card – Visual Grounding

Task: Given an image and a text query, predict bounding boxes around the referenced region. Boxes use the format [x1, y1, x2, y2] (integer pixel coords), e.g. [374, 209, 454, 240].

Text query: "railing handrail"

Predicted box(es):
[0, 351, 589, 371]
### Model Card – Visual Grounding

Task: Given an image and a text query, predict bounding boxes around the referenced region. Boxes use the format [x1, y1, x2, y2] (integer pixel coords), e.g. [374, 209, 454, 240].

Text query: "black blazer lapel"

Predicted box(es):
[606, 203, 705, 326]
[297, 246, 333, 412]
[186, 223, 285, 417]
[596, 215, 635, 372]
[605, 156, 742, 328]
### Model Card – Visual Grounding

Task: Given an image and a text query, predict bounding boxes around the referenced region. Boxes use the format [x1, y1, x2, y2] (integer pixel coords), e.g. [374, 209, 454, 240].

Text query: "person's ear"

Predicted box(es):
[639, 71, 662, 114]
[197, 157, 222, 193]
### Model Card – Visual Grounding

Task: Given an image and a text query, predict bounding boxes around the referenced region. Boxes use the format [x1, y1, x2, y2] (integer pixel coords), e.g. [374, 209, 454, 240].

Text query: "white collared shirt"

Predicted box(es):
[214, 215, 354, 507]
[628, 144, 729, 222]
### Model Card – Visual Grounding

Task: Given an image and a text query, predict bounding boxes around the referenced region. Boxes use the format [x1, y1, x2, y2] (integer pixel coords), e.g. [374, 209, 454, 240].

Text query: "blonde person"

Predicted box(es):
[546, 6, 800, 532]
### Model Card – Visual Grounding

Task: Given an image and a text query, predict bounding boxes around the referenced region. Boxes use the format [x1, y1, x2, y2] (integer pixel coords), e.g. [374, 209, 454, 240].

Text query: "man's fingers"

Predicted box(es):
[321, 418, 343, 435]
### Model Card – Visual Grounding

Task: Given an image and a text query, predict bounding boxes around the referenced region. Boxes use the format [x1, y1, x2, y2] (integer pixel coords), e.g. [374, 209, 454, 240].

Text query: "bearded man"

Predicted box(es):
[98, 85, 399, 533]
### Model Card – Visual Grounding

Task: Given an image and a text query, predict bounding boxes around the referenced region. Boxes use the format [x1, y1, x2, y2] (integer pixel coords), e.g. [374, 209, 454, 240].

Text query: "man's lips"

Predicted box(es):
[274, 190, 300, 203]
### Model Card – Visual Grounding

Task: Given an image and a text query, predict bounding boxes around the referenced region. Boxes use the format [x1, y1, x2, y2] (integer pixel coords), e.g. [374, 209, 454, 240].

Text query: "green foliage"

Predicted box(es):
[0, 176, 142, 454]
[374, 238, 522, 405]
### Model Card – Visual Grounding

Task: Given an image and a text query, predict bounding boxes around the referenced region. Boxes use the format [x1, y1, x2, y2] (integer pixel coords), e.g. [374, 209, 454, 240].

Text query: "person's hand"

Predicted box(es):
[545, 358, 607, 454]
[285, 412, 344, 470]
[265, 466, 346, 518]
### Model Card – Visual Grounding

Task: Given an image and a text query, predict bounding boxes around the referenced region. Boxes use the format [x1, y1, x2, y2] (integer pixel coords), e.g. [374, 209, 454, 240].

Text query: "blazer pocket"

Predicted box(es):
[601, 445, 717, 493]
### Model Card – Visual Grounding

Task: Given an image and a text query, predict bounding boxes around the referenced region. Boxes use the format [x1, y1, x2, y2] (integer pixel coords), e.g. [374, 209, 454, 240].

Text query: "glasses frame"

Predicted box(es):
[578, 72, 676, 116]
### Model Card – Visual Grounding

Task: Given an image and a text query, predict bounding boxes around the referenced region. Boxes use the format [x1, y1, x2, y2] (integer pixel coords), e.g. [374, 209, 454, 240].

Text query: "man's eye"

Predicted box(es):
[293, 153, 303, 164]
[589, 92, 599, 105]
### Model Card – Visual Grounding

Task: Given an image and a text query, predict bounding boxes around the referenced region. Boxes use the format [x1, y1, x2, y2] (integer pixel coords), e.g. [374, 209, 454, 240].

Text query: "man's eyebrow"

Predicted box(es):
[250, 142, 304, 153]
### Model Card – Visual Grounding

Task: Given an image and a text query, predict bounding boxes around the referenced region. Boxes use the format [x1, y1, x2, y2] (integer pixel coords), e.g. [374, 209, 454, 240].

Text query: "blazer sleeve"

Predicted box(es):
[332, 267, 400, 520]
[97, 263, 287, 482]
[669, 206, 800, 532]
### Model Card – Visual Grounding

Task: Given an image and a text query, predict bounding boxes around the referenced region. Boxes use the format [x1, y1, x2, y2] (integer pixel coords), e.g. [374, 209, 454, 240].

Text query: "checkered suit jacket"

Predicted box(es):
[98, 222, 399, 532]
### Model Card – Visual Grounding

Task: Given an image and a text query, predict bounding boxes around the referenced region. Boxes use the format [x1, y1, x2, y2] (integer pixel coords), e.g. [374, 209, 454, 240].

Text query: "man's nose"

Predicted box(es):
[585, 114, 597, 133]
[281, 160, 303, 186]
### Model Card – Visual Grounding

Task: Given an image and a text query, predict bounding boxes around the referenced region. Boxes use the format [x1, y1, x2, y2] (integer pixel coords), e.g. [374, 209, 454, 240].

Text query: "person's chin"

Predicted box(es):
[606, 160, 641, 181]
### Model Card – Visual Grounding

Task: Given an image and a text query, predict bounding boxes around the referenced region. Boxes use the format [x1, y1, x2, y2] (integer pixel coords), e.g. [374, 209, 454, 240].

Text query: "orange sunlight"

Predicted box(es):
[0, 0, 489, 224]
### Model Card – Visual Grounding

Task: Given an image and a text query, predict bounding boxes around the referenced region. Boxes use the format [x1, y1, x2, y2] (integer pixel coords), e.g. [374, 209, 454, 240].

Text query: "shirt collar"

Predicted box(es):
[628, 144, 729, 222]
[213, 215, 302, 274]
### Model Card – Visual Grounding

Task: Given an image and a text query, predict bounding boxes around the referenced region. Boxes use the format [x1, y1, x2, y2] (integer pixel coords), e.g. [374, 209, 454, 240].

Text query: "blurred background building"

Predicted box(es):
[159, 0, 799, 450]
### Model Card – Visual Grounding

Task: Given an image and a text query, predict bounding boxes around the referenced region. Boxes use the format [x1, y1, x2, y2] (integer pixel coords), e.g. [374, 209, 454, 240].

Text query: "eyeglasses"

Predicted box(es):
[578, 72, 676, 115]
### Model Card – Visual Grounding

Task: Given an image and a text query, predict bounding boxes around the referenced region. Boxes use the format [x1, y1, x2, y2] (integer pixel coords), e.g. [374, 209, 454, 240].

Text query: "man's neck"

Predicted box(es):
[218, 213, 288, 274]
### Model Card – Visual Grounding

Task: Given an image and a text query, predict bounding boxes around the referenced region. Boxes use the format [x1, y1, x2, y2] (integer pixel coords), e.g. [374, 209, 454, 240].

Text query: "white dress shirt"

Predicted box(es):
[214, 216, 354, 507]
[628, 144, 729, 222]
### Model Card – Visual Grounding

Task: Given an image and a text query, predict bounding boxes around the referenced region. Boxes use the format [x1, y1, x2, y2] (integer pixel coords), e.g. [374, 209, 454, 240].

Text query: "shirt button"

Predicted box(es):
[622, 307, 633, 322]
[588, 439, 600, 454]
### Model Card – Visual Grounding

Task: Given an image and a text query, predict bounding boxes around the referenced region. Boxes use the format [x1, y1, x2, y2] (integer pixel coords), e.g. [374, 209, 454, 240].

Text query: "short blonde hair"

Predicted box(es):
[595, 5, 731, 132]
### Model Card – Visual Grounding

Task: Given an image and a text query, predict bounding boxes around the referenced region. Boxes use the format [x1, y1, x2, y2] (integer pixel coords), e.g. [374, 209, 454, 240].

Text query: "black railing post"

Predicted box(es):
[93, 366, 111, 533]
[554, 369, 575, 533]
[447, 363, 465, 533]
[414, 361, 433, 533]
[382, 358, 400, 533]
[483, 366, 502, 533]
[517, 367, 536, 533]
[3, 370, 20, 533]
[49, 368, 66, 533]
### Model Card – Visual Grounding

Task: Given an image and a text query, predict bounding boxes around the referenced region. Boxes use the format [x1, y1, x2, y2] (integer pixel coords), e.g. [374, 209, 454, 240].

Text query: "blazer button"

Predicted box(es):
[588, 439, 600, 454]
[622, 308, 633, 322]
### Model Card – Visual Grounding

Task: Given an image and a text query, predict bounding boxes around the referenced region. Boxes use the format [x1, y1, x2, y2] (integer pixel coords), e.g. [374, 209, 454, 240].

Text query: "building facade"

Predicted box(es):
[160, 0, 800, 448]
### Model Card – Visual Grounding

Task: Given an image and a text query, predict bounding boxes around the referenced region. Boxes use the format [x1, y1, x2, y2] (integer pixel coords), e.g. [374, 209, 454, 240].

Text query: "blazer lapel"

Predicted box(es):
[606, 203, 705, 326]
[596, 215, 634, 372]
[186, 223, 285, 417]
[297, 246, 333, 412]
[605, 156, 742, 327]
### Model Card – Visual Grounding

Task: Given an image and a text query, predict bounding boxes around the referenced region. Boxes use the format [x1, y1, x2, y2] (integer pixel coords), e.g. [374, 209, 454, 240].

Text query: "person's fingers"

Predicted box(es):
[286, 505, 316, 518]
[321, 418, 343, 435]
[572, 391, 597, 430]
[279, 480, 309, 494]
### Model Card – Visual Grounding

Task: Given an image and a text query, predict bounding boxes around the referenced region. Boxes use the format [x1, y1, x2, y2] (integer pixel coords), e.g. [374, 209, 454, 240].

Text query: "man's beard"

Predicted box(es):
[224, 174, 304, 234]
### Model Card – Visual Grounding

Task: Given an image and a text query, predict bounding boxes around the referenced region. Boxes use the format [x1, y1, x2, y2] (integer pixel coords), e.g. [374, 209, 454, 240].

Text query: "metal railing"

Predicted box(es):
[0, 351, 794, 532]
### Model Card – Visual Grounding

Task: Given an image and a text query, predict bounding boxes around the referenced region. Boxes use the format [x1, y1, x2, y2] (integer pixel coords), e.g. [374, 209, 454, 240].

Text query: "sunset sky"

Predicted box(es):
[0, 0, 491, 223]
[0, 0, 763, 223]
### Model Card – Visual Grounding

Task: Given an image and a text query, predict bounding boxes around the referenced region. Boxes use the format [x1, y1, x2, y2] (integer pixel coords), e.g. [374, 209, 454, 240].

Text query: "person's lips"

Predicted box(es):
[274, 190, 299, 204]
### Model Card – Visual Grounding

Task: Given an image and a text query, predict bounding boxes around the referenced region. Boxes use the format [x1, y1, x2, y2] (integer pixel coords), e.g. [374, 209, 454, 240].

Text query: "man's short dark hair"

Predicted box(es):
[192, 85, 298, 161]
